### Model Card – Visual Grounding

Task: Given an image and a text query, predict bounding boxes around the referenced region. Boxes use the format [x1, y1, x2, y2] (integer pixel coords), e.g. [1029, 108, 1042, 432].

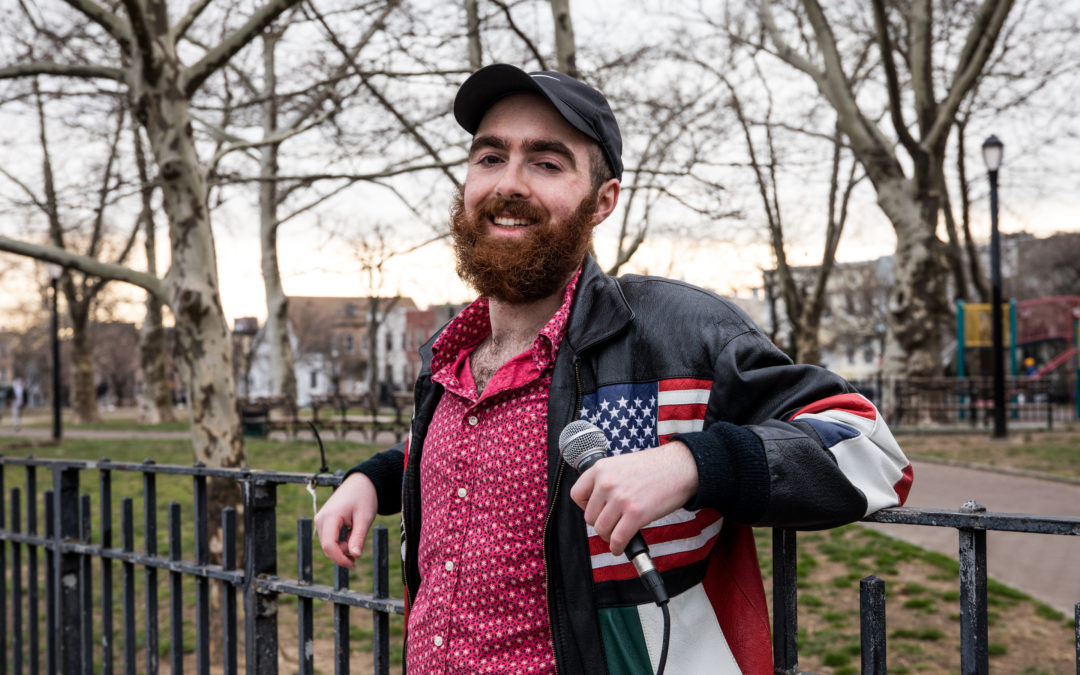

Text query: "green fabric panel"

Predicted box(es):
[597, 606, 652, 675]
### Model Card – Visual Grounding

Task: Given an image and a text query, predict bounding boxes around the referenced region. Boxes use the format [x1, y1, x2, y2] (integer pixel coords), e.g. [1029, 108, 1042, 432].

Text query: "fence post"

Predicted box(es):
[143, 462, 159, 675]
[0, 462, 6, 675]
[27, 466, 40, 675]
[244, 479, 279, 674]
[373, 525, 390, 675]
[772, 528, 799, 674]
[52, 466, 82, 674]
[861, 575, 886, 674]
[959, 501, 989, 675]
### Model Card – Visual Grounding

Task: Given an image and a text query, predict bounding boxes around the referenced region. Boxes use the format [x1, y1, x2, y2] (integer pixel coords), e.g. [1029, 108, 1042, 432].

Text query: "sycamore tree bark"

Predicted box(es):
[758, 0, 1016, 376]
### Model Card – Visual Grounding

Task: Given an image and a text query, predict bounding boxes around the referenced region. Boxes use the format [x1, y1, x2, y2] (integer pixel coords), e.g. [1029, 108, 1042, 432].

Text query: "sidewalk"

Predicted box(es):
[864, 459, 1080, 616]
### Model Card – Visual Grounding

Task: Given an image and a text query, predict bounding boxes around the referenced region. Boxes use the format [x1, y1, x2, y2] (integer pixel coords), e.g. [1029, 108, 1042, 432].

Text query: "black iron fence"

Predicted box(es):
[0, 456, 402, 674]
[1, 455, 1079, 674]
[849, 376, 1071, 430]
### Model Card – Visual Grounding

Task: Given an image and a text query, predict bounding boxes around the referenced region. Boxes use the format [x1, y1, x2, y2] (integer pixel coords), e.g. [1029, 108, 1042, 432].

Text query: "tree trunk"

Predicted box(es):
[465, 0, 482, 69]
[795, 310, 822, 366]
[259, 32, 298, 405]
[70, 308, 99, 423]
[134, 123, 176, 425]
[550, 0, 578, 77]
[130, 15, 245, 473]
[876, 178, 950, 377]
[138, 295, 175, 424]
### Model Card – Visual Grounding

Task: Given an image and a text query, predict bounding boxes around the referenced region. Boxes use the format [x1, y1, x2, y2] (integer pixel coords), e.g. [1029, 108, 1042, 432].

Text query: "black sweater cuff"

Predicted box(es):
[344, 448, 405, 515]
[672, 421, 769, 523]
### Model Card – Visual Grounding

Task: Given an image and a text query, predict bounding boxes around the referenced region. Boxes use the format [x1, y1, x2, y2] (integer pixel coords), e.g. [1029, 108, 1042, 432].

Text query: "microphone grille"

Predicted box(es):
[558, 420, 609, 469]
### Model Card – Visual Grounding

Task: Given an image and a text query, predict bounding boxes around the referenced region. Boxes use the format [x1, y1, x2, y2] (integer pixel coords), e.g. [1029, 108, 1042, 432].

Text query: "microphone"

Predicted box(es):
[559, 420, 669, 606]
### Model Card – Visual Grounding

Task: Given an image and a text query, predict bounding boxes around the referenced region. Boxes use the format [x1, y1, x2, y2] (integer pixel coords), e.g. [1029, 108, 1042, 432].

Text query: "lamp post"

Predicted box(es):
[46, 263, 63, 440]
[982, 135, 1006, 439]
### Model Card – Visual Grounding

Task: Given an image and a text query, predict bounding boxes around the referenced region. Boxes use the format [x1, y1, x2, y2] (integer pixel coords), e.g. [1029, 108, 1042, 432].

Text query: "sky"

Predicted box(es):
[1, 0, 1078, 329]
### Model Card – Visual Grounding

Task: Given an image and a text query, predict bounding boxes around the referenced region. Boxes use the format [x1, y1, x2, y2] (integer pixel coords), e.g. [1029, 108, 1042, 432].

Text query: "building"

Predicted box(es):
[235, 295, 427, 405]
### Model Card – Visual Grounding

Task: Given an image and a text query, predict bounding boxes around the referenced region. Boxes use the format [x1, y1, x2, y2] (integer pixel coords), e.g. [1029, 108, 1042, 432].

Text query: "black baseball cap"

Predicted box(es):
[454, 64, 623, 180]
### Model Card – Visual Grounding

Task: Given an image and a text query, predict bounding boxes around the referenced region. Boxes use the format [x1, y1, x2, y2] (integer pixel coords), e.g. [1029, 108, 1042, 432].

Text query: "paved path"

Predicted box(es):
[864, 460, 1080, 616]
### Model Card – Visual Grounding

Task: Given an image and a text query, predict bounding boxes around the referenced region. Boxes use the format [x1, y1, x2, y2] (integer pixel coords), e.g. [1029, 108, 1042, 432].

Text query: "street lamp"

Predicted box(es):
[982, 135, 1006, 438]
[46, 263, 63, 440]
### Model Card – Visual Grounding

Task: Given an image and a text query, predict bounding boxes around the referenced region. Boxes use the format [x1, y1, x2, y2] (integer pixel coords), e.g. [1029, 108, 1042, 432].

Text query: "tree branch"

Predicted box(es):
[924, 0, 1015, 149]
[308, 4, 462, 188]
[184, 0, 306, 97]
[870, 0, 920, 156]
[118, 0, 157, 82]
[173, 0, 215, 41]
[489, 0, 548, 70]
[0, 62, 126, 82]
[60, 0, 132, 54]
[0, 237, 164, 298]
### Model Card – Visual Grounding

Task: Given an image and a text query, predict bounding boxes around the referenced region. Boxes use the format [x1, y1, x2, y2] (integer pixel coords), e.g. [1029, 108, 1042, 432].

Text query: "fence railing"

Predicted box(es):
[2, 455, 1079, 674]
[849, 375, 1073, 430]
[0, 456, 403, 675]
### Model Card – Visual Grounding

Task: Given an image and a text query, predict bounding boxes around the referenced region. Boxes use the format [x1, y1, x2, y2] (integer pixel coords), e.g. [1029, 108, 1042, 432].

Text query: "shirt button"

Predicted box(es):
[457, 487, 467, 498]
[445, 560, 454, 572]
[467, 415, 478, 426]
[434, 636, 444, 647]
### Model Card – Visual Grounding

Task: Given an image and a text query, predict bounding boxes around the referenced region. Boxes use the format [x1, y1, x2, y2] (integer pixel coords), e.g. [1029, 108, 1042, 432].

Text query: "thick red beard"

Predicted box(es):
[450, 188, 597, 304]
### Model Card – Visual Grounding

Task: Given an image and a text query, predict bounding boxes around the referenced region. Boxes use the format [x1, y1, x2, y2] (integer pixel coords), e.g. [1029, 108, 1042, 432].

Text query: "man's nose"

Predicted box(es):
[494, 159, 530, 200]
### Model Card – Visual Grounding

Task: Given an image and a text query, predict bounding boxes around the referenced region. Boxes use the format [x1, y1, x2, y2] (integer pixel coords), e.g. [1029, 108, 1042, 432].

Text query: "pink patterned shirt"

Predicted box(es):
[407, 270, 581, 674]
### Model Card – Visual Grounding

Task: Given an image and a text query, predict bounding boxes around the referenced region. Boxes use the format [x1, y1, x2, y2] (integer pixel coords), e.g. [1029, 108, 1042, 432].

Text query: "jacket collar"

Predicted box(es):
[563, 255, 634, 352]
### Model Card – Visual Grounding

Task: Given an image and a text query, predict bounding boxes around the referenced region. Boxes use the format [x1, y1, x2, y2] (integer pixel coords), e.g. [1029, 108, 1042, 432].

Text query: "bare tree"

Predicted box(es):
[0, 0, 314, 558]
[0, 82, 140, 423]
[749, 0, 1017, 376]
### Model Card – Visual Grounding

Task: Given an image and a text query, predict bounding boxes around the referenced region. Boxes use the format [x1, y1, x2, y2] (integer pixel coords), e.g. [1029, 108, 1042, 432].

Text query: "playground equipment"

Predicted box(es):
[956, 296, 1080, 419]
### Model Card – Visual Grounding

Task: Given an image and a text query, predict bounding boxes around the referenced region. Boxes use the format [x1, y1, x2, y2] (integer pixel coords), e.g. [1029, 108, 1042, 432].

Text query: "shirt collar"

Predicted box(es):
[430, 265, 584, 377]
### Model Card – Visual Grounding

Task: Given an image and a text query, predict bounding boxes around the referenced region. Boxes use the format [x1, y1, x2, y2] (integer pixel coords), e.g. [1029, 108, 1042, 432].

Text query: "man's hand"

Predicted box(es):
[313, 472, 378, 569]
[569, 441, 698, 557]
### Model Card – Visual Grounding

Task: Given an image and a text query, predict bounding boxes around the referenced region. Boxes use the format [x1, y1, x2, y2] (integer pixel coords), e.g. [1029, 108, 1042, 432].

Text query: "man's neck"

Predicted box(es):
[487, 287, 566, 347]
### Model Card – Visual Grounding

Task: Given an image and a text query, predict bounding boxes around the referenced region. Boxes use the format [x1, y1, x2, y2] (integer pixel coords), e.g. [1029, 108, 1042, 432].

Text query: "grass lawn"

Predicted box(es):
[2, 428, 1077, 673]
[898, 428, 1080, 480]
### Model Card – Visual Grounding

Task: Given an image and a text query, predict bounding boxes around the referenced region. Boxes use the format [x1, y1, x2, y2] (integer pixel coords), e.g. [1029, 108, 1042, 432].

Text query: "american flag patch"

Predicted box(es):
[578, 378, 712, 453]
[579, 378, 721, 582]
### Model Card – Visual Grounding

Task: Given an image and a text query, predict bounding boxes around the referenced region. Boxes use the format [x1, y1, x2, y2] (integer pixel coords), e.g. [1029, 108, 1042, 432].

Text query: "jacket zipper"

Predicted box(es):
[543, 355, 585, 673]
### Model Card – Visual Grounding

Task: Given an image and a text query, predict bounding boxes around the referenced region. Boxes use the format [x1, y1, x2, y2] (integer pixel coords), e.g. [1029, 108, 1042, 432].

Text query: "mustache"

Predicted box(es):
[473, 195, 548, 224]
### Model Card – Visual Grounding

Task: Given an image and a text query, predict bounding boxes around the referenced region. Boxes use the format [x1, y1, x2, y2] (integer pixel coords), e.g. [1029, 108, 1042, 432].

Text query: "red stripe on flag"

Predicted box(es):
[658, 378, 712, 392]
[658, 404, 708, 421]
[789, 392, 876, 421]
[893, 463, 914, 505]
[587, 510, 721, 556]
[590, 533, 721, 583]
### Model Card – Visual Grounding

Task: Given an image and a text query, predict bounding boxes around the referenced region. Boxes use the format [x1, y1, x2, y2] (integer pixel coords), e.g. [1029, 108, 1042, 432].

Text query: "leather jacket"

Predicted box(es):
[350, 256, 911, 674]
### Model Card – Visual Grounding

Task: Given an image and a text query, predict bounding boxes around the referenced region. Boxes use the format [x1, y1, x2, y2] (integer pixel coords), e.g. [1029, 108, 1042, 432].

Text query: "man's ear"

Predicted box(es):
[590, 178, 620, 226]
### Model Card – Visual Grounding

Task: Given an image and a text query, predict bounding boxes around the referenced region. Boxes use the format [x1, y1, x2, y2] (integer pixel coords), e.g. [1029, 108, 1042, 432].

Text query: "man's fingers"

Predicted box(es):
[316, 514, 355, 568]
[348, 521, 367, 558]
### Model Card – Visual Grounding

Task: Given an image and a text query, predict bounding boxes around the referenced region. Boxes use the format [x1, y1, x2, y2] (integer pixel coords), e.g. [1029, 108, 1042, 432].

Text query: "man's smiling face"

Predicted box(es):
[451, 93, 618, 304]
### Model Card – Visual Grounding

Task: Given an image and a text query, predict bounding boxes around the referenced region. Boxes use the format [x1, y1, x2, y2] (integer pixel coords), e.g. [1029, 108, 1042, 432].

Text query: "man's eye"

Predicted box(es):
[478, 155, 502, 165]
[537, 161, 560, 171]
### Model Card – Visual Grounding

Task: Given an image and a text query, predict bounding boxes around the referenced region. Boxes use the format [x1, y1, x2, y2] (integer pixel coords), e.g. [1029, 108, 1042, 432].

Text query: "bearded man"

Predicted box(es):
[315, 64, 912, 675]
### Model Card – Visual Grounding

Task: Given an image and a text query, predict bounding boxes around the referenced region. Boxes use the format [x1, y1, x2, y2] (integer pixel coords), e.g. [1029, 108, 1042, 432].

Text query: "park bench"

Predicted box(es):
[309, 392, 411, 442]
